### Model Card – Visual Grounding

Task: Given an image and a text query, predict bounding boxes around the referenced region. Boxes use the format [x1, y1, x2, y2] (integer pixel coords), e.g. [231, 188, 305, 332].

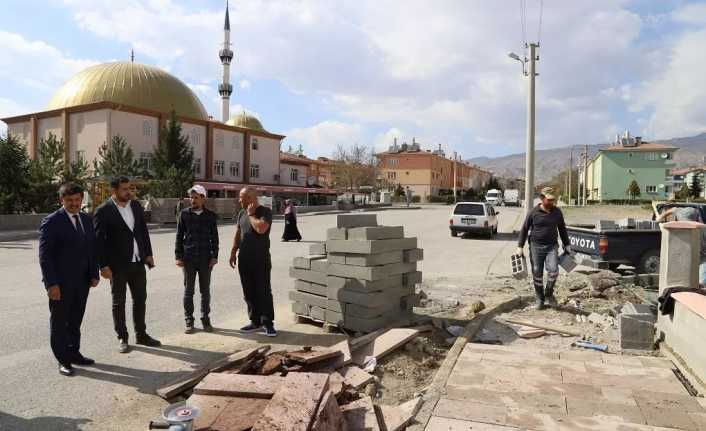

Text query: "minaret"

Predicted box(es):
[218, 1, 234, 122]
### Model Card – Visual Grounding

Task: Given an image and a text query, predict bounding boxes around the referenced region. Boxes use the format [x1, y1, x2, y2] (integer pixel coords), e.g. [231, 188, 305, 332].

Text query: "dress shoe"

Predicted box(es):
[119, 338, 130, 353]
[58, 364, 74, 376]
[202, 318, 213, 333]
[239, 323, 261, 333]
[70, 354, 95, 366]
[136, 333, 162, 347]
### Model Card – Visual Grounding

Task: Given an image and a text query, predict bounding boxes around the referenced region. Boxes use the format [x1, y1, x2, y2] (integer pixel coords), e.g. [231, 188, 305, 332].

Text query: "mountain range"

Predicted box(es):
[468, 132, 706, 183]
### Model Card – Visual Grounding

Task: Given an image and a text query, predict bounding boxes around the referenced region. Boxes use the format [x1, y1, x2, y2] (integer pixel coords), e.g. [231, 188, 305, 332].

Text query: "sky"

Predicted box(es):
[1, 0, 706, 160]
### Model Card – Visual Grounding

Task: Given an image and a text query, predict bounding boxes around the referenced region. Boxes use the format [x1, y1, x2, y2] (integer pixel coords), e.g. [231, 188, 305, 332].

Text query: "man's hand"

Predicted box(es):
[515, 246, 524, 256]
[90, 279, 99, 288]
[47, 285, 61, 301]
[565, 246, 575, 256]
[176, 259, 184, 267]
[145, 256, 155, 268]
[247, 202, 257, 216]
[209, 258, 218, 268]
[100, 266, 113, 280]
[229, 251, 237, 268]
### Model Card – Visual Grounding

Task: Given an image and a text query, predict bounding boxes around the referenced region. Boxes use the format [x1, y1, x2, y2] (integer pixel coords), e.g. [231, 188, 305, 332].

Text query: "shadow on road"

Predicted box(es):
[129, 343, 225, 364]
[210, 327, 345, 347]
[0, 411, 91, 431]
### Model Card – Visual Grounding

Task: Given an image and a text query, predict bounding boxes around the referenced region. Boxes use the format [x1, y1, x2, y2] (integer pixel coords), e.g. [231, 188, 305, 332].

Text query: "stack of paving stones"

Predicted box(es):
[289, 213, 423, 333]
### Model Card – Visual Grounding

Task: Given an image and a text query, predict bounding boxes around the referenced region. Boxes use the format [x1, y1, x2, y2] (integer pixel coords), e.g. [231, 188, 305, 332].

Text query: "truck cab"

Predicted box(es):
[485, 189, 503, 206]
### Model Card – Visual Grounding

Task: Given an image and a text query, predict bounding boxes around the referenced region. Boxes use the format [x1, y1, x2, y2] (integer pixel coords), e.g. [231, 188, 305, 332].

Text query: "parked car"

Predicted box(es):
[503, 189, 520, 206]
[485, 189, 503, 206]
[449, 202, 499, 238]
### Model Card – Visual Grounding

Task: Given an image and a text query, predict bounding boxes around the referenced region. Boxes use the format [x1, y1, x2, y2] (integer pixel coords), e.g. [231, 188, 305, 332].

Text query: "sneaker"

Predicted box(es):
[534, 300, 546, 310]
[58, 363, 74, 376]
[545, 296, 558, 307]
[136, 333, 162, 347]
[261, 324, 277, 337]
[118, 339, 130, 354]
[239, 323, 261, 333]
[185, 323, 195, 334]
[202, 319, 213, 333]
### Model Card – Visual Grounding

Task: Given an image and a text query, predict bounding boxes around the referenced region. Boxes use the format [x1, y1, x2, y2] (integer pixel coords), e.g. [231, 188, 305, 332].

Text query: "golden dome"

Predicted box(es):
[226, 111, 266, 132]
[47, 62, 208, 120]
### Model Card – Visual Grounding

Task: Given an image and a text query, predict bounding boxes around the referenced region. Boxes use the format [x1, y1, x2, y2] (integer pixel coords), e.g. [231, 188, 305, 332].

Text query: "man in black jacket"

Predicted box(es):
[39, 183, 100, 376]
[516, 187, 572, 309]
[175, 185, 219, 334]
[94, 176, 161, 353]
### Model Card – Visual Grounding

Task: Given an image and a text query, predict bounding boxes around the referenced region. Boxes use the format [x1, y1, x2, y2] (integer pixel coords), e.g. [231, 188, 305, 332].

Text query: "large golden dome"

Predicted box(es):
[226, 111, 266, 132]
[47, 62, 209, 120]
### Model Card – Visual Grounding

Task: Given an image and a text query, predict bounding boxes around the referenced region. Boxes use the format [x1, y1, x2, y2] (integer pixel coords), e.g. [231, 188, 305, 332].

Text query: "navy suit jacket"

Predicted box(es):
[38, 208, 99, 290]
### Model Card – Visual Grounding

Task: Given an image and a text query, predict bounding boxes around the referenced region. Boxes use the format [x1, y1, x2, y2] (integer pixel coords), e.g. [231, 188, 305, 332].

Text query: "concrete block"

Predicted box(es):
[347, 226, 404, 240]
[345, 251, 403, 267]
[308, 242, 327, 255]
[327, 253, 347, 264]
[327, 299, 343, 313]
[326, 238, 418, 255]
[327, 274, 404, 293]
[327, 262, 417, 281]
[292, 254, 327, 270]
[401, 294, 420, 309]
[310, 306, 326, 321]
[619, 313, 655, 350]
[289, 290, 328, 308]
[622, 303, 656, 322]
[290, 267, 328, 285]
[336, 213, 377, 228]
[403, 248, 424, 263]
[326, 310, 389, 333]
[292, 301, 310, 316]
[326, 227, 348, 240]
[345, 302, 396, 319]
[403, 271, 423, 287]
[294, 280, 328, 297]
[328, 285, 414, 305]
[599, 220, 616, 230]
[310, 259, 330, 274]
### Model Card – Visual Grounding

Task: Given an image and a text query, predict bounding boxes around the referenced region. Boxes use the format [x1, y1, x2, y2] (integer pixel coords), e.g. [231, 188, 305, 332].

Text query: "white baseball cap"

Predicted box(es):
[188, 185, 207, 197]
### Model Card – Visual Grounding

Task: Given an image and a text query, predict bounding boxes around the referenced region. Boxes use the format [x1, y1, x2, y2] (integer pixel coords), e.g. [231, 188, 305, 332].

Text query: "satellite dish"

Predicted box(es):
[660, 153, 669, 159]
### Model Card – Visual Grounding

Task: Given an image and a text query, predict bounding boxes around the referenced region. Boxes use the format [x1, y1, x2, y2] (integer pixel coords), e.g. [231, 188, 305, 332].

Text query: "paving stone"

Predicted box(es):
[326, 227, 348, 240]
[345, 250, 403, 267]
[327, 275, 403, 293]
[289, 290, 328, 308]
[290, 267, 328, 285]
[327, 262, 417, 281]
[340, 395, 380, 431]
[326, 237, 417, 254]
[293, 255, 327, 269]
[294, 280, 328, 297]
[403, 248, 424, 263]
[327, 253, 347, 264]
[310, 259, 330, 274]
[433, 398, 507, 425]
[633, 390, 705, 413]
[327, 285, 414, 305]
[308, 242, 326, 255]
[637, 356, 674, 369]
[444, 385, 567, 415]
[425, 416, 519, 431]
[347, 226, 404, 240]
[336, 213, 377, 228]
[600, 388, 638, 407]
[619, 313, 656, 350]
[640, 406, 702, 431]
[565, 396, 646, 424]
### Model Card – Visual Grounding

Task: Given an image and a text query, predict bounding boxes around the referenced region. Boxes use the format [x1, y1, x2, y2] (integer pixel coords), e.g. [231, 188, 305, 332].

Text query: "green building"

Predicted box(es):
[585, 133, 677, 202]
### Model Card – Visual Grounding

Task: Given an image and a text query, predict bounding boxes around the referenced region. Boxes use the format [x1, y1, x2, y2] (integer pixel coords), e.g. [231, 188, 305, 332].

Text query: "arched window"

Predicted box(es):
[143, 120, 152, 137]
[216, 133, 224, 147]
[190, 128, 200, 146]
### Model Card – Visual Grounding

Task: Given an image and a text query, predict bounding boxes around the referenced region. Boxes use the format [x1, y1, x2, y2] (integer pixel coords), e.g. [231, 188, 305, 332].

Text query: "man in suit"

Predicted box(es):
[94, 176, 161, 353]
[39, 183, 100, 376]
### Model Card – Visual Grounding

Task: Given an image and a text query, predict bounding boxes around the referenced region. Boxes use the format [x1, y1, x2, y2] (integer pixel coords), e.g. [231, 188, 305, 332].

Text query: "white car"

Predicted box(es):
[449, 202, 499, 238]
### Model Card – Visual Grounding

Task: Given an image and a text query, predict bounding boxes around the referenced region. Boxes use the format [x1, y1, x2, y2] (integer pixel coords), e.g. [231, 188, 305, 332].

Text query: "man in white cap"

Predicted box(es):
[516, 187, 572, 309]
[175, 184, 219, 333]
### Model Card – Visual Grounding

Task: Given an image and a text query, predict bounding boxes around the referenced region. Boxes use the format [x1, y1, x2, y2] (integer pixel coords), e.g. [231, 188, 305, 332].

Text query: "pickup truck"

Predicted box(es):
[566, 202, 706, 274]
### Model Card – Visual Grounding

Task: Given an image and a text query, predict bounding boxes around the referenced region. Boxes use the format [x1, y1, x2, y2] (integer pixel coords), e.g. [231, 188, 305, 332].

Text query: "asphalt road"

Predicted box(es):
[0, 205, 522, 431]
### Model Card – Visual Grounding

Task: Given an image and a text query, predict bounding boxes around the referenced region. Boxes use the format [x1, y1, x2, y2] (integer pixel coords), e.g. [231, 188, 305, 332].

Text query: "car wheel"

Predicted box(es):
[450, 230, 458, 237]
[638, 249, 660, 274]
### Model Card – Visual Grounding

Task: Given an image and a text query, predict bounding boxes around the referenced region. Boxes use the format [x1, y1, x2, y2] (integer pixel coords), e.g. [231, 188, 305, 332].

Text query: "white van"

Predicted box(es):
[449, 202, 499, 238]
[485, 189, 503, 206]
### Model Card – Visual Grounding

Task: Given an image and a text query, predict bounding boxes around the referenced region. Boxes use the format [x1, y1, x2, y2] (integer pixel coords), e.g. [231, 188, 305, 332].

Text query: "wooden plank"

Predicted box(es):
[156, 369, 210, 399]
[251, 372, 330, 431]
[351, 328, 420, 366]
[188, 394, 270, 431]
[340, 395, 381, 431]
[193, 373, 283, 399]
[210, 346, 270, 372]
[350, 328, 388, 350]
[312, 390, 348, 431]
[287, 347, 343, 365]
[376, 396, 423, 431]
[339, 366, 374, 389]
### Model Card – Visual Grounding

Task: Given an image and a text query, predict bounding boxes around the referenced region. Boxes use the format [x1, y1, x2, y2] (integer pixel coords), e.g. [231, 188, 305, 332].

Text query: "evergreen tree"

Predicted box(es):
[689, 173, 702, 199]
[626, 179, 641, 201]
[677, 182, 690, 200]
[93, 134, 139, 178]
[151, 111, 194, 197]
[62, 154, 90, 188]
[27, 133, 66, 212]
[0, 134, 30, 213]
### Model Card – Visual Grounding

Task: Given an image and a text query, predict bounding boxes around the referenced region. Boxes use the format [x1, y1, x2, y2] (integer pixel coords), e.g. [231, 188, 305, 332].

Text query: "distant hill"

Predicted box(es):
[469, 132, 706, 182]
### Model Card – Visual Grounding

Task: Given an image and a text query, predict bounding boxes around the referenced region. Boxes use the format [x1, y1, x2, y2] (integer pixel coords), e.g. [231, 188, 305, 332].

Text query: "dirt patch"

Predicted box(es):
[562, 204, 653, 226]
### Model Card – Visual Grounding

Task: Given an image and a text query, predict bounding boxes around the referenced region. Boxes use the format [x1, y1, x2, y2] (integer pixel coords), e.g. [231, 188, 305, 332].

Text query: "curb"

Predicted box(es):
[408, 294, 531, 431]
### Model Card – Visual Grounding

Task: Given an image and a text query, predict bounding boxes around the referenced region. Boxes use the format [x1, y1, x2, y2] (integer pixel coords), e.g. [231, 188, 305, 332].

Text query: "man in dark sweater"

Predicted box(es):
[516, 187, 572, 309]
[175, 185, 219, 333]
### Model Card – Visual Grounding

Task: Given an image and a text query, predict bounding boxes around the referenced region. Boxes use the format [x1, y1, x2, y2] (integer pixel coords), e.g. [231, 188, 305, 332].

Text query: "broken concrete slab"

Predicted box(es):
[338, 366, 374, 389]
[287, 347, 343, 365]
[347, 226, 404, 240]
[376, 396, 423, 431]
[340, 396, 381, 431]
[336, 213, 378, 228]
[326, 238, 418, 255]
[312, 390, 348, 431]
[327, 262, 417, 281]
[294, 280, 328, 297]
[290, 267, 328, 285]
[193, 373, 283, 398]
[188, 394, 270, 431]
[345, 251, 404, 267]
[351, 328, 420, 365]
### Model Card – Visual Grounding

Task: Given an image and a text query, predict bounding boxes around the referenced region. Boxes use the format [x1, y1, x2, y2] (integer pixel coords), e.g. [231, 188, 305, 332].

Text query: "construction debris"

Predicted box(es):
[499, 318, 582, 337]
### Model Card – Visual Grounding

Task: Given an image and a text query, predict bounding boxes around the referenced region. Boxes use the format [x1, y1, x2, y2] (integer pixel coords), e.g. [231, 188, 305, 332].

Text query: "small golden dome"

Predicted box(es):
[226, 111, 266, 132]
[47, 62, 208, 120]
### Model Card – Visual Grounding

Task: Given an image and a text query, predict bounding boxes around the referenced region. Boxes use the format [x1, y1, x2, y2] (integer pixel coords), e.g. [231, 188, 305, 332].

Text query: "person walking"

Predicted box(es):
[175, 185, 219, 334]
[516, 187, 572, 310]
[405, 186, 412, 207]
[94, 176, 161, 353]
[39, 183, 100, 376]
[281, 199, 302, 242]
[229, 187, 277, 337]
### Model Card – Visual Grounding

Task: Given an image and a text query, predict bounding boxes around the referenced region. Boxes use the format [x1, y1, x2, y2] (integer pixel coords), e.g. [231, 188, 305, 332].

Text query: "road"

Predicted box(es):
[0, 205, 523, 430]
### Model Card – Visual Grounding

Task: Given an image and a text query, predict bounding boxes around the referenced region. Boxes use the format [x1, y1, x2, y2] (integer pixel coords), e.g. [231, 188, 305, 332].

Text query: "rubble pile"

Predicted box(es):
[289, 213, 423, 333]
[154, 327, 432, 430]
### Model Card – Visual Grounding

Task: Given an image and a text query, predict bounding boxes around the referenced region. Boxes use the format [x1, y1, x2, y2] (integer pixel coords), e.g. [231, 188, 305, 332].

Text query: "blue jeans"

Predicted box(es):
[529, 243, 559, 302]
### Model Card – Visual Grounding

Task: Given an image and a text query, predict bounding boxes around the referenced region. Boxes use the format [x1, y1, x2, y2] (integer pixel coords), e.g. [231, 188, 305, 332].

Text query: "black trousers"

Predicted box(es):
[49, 284, 89, 365]
[183, 257, 212, 324]
[238, 259, 274, 325]
[110, 263, 147, 340]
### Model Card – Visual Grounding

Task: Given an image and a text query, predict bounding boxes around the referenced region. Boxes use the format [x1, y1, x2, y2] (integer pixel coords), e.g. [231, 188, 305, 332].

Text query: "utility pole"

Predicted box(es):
[568, 149, 573, 205]
[453, 151, 458, 203]
[524, 43, 538, 219]
[583, 144, 589, 205]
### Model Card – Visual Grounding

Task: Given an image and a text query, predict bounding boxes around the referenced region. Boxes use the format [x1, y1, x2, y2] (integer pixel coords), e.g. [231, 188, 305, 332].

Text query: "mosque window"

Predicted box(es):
[76, 150, 86, 163]
[250, 163, 260, 178]
[216, 133, 224, 147]
[214, 160, 225, 176]
[22, 124, 29, 137]
[290, 168, 299, 182]
[190, 128, 201, 146]
[230, 162, 240, 177]
[232, 136, 240, 150]
[139, 153, 153, 171]
[193, 158, 201, 175]
[76, 115, 85, 133]
[143, 120, 152, 137]
[252, 138, 259, 151]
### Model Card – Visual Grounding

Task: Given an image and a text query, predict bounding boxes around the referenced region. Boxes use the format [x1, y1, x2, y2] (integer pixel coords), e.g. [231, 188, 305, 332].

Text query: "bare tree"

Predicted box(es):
[331, 144, 377, 191]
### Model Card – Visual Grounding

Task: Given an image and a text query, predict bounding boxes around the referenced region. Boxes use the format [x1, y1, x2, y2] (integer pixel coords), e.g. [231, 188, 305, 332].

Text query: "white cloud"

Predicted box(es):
[285, 121, 364, 158]
[0, 98, 31, 137]
[239, 79, 251, 90]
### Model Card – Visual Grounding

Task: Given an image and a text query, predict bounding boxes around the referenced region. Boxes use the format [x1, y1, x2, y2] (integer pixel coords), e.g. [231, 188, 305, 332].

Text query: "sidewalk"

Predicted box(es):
[424, 342, 706, 430]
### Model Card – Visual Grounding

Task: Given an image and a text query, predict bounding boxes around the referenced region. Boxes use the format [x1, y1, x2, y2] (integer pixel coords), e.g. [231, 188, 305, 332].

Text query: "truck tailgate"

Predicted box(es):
[567, 227, 600, 255]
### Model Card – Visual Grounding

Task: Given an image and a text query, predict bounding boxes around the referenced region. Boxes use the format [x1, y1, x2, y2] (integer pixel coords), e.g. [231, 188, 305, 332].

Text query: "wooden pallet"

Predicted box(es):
[294, 313, 341, 334]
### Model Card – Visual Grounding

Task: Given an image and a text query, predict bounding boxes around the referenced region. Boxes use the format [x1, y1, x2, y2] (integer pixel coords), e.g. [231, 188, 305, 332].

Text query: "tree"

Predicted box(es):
[676, 182, 691, 200]
[0, 134, 30, 213]
[151, 111, 194, 197]
[93, 134, 140, 178]
[27, 133, 66, 213]
[62, 154, 90, 188]
[485, 176, 501, 192]
[331, 144, 377, 191]
[689, 173, 702, 199]
[626, 179, 641, 201]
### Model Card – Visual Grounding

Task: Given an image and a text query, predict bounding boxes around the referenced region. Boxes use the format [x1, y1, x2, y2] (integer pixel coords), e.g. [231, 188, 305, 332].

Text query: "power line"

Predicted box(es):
[537, 0, 544, 45]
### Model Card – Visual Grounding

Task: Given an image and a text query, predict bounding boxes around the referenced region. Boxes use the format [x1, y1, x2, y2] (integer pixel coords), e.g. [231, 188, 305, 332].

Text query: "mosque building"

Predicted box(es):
[1, 2, 335, 199]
